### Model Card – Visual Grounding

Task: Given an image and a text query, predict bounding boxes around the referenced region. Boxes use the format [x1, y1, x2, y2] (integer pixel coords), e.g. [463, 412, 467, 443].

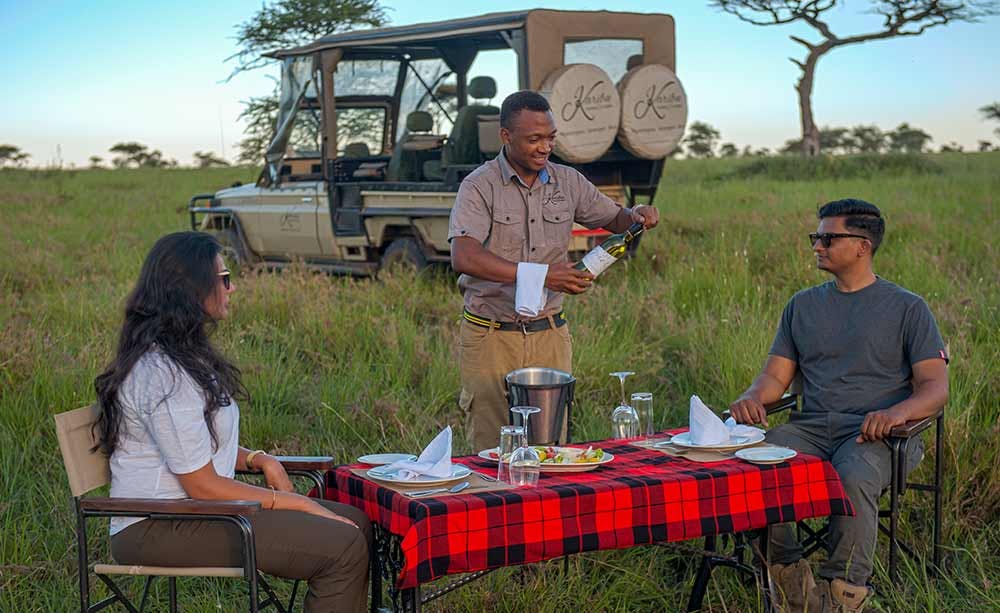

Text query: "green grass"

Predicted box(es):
[1, 153, 998, 611]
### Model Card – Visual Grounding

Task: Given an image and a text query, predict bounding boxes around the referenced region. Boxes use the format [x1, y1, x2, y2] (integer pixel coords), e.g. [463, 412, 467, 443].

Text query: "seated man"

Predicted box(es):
[729, 199, 948, 612]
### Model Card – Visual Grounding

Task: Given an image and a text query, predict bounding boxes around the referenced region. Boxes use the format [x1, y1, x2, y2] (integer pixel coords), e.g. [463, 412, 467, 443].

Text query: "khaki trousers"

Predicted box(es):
[111, 499, 372, 613]
[458, 319, 572, 451]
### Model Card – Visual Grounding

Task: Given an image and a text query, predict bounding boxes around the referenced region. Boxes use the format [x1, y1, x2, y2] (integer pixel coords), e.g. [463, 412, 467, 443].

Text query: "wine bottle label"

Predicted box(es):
[580, 246, 617, 276]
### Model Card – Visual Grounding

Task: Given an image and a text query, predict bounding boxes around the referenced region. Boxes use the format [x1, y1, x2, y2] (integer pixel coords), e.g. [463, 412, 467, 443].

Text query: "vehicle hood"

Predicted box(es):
[215, 183, 260, 200]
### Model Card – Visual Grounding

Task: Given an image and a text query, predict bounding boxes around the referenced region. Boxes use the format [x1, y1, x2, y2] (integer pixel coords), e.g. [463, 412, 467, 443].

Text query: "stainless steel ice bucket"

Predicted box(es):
[504, 367, 576, 445]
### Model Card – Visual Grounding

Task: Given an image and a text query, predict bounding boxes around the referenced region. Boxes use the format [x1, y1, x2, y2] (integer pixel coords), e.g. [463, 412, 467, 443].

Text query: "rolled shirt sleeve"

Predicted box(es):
[448, 179, 492, 244]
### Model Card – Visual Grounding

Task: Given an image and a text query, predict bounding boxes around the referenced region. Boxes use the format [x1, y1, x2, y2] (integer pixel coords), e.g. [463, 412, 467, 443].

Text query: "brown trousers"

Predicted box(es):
[111, 499, 371, 613]
[458, 319, 572, 451]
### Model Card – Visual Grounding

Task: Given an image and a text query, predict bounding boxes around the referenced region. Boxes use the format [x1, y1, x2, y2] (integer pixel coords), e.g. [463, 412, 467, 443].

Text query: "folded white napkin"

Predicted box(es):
[688, 395, 761, 446]
[515, 262, 549, 318]
[382, 426, 453, 480]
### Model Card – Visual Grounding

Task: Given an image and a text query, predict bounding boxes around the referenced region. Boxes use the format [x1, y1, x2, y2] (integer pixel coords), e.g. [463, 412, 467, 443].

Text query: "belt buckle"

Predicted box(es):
[519, 320, 534, 336]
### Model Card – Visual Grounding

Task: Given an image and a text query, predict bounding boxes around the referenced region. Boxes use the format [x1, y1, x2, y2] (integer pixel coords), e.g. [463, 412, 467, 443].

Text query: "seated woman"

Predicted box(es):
[94, 231, 371, 612]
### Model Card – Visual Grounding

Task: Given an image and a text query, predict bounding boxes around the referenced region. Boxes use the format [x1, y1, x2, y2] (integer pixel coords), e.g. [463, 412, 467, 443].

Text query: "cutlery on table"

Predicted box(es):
[405, 481, 470, 498]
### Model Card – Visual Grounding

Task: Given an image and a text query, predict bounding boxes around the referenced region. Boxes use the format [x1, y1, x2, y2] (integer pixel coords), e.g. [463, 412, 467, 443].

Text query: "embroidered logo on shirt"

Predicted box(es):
[544, 191, 567, 206]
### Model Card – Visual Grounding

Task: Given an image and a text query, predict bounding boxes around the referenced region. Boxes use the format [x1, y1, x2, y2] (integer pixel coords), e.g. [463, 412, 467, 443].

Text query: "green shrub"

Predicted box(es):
[724, 153, 942, 181]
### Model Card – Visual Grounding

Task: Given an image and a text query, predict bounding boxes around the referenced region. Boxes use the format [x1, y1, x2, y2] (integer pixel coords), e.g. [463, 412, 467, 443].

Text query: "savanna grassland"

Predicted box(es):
[1, 153, 997, 611]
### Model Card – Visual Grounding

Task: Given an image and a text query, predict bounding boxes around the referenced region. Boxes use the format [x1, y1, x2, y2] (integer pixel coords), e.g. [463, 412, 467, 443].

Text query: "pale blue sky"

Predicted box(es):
[2, 0, 998, 166]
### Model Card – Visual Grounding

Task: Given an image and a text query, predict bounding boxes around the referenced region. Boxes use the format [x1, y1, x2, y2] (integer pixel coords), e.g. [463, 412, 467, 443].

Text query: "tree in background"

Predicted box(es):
[229, 0, 389, 162]
[848, 125, 886, 154]
[109, 142, 177, 169]
[684, 121, 721, 158]
[719, 142, 740, 157]
[194, 151, 232, 168]
[888, 123, 933, 153]
[978, 140, 994, 152]
[711, 0, 998, 156]
[88, 155, 104, 169]
[980, 102, 1000, 138]
[0, 144, 31, 168]
[939, 141, 964, 153]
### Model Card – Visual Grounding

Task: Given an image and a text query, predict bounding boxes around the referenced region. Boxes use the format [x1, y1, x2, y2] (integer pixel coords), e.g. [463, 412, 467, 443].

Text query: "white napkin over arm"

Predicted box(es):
[515, 262, 549, 318]
[381, 426, 453, 481]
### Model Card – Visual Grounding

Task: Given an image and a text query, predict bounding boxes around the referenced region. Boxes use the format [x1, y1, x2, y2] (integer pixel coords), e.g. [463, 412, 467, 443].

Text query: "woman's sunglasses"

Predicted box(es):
[809, 232, 869, 248]
[218, 269, 231, 290]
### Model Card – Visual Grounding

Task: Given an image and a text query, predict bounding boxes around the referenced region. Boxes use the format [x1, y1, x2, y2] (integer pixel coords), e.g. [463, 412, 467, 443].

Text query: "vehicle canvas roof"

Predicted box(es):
[271, 9, 675, 89]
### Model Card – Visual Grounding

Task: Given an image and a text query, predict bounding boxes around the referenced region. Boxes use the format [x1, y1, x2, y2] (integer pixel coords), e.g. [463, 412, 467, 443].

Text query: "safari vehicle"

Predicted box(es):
[189, 9, 688, 274]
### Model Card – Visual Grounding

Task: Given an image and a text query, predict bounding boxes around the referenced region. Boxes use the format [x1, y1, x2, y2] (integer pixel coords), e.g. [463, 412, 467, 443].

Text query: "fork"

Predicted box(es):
[405, 481, 470, 498]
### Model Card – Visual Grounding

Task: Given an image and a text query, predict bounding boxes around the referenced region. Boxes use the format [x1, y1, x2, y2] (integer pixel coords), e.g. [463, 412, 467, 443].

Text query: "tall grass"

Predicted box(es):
[1, 154, 997, 611]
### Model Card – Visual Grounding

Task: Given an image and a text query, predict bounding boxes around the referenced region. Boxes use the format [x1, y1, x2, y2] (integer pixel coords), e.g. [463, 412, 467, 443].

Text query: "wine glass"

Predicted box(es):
[509, 406, 541, 486]
[498, 425, 525, 482]
[609, 371, 639, 439]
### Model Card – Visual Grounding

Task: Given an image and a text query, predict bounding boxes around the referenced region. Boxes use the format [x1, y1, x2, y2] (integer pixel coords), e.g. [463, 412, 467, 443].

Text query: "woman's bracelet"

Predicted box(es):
[268, 486, 277, 510]
[245, 449, 266, 470]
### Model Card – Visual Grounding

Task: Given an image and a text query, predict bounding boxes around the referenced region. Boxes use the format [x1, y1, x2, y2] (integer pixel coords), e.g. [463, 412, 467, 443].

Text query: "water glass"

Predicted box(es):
[498, 425, 525, 482]
[508, 444, 540, 486]
[631, 392, 655, 438]
[611, 403, 640, 439]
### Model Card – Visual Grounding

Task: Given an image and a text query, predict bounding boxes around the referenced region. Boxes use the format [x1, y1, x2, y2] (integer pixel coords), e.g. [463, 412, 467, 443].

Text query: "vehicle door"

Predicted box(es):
[255, 179, 324, 259]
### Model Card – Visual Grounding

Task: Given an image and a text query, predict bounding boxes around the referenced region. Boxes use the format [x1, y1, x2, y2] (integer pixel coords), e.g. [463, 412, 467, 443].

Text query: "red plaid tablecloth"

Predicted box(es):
[322, 436, 853, 589]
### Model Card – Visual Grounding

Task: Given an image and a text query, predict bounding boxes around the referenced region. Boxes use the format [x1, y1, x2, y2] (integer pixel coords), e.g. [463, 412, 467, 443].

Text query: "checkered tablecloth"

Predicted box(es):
[322, 435, 853, 589]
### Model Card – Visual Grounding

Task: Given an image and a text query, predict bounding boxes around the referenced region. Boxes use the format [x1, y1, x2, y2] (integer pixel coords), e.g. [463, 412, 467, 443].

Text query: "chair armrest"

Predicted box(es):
[80, 497, 261, 516]
[721, 394, 799, 420]
[888, 408, 943, 439]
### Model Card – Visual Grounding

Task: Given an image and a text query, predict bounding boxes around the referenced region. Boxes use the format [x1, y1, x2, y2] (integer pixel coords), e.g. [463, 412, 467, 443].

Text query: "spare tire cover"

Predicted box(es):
[617, 64, 688, 159]
[539, 64, 621, 164]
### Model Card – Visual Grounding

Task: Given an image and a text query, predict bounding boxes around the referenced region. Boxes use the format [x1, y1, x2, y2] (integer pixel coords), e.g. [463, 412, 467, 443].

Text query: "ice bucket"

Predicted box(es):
[504, 367, 576, 445]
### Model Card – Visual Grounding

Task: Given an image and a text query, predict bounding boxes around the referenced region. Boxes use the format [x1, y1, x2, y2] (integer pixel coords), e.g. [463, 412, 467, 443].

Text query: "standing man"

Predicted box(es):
[729, 199, 949, 612]
[449, 90, 659, 450]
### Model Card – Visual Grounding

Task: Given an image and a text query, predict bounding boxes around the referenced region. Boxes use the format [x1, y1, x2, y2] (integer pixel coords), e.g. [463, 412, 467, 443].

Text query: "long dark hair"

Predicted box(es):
[93, 231, 248, 455]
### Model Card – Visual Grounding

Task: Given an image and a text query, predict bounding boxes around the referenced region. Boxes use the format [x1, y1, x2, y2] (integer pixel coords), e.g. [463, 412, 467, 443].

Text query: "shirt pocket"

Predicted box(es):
[541, 202, 572, 247]
[487, 206, 525, 261]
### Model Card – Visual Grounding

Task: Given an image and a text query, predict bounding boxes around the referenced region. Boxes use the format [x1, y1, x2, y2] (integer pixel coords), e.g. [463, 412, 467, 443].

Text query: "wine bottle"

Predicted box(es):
[574, 222, 645, 277]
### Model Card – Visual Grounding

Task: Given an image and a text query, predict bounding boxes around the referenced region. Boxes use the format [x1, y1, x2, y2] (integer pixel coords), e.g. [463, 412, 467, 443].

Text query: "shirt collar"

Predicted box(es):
[497, 146, 553, 187]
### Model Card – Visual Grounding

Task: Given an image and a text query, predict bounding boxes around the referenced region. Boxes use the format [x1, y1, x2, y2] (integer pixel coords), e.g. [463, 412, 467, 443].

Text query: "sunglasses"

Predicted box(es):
[218, 269, 231, 290]
[809, 232, 869, 248]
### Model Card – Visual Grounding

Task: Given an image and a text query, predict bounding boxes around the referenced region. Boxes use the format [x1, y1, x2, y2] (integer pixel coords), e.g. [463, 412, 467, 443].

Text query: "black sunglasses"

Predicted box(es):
[809, 232, 869, 248]
[217, 269, 231, 290]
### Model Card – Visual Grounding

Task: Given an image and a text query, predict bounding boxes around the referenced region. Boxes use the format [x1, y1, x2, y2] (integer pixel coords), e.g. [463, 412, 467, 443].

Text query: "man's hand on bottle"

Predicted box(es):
[545, 262, 594, 294]
[631, 204, 660, 229]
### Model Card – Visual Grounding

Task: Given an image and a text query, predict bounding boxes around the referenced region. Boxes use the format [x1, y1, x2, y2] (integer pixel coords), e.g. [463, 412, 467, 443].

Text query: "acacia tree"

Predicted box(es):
[684, 121, 721, 157]
[228, 0, 389, 162]
[711, 1, 998, 156]
[0, 145, 30, 168]
[981, 102, 1000, 138]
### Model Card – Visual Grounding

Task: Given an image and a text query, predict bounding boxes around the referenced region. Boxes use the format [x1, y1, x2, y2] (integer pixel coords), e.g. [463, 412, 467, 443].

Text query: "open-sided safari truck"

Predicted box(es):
[190, 9, 687, 274]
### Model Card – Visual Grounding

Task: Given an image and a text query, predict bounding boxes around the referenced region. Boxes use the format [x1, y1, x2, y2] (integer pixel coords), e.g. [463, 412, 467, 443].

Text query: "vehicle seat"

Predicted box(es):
[387, 111, 445, 181]
[343, 142, 371, 157]
[443, 76, 500, 166]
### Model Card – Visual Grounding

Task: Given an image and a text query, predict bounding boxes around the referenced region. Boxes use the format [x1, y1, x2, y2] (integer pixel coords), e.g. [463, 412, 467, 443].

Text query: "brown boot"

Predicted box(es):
[806, 578, 872, 613]
[768, 559, 816, 612]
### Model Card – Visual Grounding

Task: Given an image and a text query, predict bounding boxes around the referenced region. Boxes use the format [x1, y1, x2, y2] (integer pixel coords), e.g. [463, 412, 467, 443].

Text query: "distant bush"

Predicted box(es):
[723, 153, 942, 181]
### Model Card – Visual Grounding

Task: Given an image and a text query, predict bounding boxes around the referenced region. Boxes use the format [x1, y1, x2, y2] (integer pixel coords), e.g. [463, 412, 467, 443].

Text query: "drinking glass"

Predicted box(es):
[609, 371, 635, 405]
[509, 406, 541, 486]
[631, 392, 655, 438]
[497, 425, 525, 482]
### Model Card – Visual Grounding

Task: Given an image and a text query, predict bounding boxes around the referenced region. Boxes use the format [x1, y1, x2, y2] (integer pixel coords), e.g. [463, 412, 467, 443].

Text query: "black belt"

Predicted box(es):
[464, 310, 567, 333]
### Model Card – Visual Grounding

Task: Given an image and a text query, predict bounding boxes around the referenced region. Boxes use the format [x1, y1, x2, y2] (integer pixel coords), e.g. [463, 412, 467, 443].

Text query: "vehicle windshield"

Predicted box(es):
[565, 38, 644, 83]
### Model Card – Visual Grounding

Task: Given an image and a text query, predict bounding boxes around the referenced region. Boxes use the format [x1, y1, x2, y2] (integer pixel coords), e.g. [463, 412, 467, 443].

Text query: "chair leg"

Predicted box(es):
[933, 414, 944, 575]
[686, 535, 716, 612]
[287, 579, 300, 612]
[76, 500, 90, 613]
[168, 577, 178, 613]
[138, 576, 154, 612]
[888, 439, 901, 585]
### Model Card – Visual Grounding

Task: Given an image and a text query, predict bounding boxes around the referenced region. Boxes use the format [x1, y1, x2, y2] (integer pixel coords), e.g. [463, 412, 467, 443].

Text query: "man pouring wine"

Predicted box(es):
[449, 90, 659, 450]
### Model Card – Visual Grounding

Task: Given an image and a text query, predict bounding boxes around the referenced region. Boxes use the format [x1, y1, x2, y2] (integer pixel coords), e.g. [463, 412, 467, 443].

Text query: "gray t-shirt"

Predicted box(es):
[769, 277, 947, 416]
[108, 349, 239, 535]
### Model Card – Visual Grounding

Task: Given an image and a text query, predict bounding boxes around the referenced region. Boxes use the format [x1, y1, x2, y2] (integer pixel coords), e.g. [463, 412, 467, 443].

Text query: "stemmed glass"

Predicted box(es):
[610, 371, 639, 439]
[509, 406, 541, 486]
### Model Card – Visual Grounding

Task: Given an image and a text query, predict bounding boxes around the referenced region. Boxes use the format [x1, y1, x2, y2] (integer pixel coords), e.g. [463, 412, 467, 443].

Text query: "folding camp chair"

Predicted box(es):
[55, 405, 334, 612]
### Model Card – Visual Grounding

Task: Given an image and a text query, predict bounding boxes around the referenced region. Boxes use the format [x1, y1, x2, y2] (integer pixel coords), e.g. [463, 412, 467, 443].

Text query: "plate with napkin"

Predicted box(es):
[366, 426, 471, 485]
[666, 395, 765, 450]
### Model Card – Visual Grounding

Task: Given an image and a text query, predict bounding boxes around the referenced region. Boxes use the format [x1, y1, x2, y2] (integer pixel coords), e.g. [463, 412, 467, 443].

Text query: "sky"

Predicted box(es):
[2, 0, 998, 167]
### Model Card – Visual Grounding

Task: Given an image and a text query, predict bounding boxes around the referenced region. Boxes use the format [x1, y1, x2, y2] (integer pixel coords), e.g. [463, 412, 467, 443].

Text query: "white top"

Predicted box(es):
[109, 349, 239, 535]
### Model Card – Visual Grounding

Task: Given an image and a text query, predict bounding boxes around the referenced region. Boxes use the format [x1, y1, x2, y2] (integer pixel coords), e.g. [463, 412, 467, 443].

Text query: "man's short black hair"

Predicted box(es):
[500, 90, 551, 130]
[817, 198, 885, 255]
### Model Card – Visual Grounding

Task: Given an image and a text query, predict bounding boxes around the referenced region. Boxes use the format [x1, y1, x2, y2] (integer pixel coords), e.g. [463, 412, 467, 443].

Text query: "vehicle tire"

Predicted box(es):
[217, 228, 254, 273]
[380, 237, 428, 273]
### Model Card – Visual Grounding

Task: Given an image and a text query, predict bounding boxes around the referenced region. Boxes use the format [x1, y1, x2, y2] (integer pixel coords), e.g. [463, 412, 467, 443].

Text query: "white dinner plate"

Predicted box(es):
[357, 453, 418, 465]
[365, 464, 472, 486]
[538, 451, 614, 473]
[668, 428, 766, 451]
[735, 446, 797, 465]
[478, 447, 501, 461]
